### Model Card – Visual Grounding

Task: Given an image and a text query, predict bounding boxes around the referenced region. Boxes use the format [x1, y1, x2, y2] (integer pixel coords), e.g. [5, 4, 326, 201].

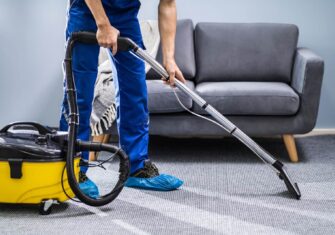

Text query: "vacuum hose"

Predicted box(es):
[64, 32, 135, 206]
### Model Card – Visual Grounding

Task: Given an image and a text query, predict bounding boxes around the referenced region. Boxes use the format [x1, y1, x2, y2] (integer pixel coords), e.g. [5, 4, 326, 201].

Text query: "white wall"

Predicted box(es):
[0, 0, 334, 128]
[0, 1, 67, 126]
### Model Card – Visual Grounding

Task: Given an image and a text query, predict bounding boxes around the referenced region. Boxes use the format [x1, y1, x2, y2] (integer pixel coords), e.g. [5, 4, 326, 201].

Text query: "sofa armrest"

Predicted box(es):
[291, 48, 324, 130]
[292, 48, 324, 94]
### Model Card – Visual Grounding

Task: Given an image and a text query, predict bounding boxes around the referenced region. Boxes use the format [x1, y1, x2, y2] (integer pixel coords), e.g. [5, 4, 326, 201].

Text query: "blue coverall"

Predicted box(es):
[59, 0, 149, 174]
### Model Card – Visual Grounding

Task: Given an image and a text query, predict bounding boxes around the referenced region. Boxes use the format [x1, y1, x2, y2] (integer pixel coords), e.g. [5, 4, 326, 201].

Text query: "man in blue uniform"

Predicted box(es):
[60, 0, 185, 198]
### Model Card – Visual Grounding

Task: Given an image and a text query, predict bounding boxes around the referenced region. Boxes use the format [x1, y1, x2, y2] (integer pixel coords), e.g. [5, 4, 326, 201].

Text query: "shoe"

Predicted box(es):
[78, 171, 100, 199]
[125, 160, 184, 191]
[131, 160, 160, 178]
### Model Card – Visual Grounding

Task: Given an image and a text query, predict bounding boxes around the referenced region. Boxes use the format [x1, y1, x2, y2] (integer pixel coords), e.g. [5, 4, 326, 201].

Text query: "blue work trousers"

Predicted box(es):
[59, 0, 149, 174]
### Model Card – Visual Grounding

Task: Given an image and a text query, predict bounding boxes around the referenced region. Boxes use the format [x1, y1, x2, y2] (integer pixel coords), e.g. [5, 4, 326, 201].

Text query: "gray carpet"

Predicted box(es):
[1, 135, 335, 235]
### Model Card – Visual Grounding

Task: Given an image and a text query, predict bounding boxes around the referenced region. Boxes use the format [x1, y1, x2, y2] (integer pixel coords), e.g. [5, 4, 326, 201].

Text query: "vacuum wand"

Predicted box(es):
[133, 43, 301, 200]
[135, 48, 276, 164]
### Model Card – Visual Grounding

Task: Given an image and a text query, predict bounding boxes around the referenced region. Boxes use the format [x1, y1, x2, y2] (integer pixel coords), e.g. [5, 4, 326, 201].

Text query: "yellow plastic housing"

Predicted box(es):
[0, 158, 80, 204]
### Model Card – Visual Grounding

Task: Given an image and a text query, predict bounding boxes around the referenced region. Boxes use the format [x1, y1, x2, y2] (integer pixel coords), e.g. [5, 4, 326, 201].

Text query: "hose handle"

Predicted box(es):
[0, 122, 54, 135]
[70, 31, 139, 52]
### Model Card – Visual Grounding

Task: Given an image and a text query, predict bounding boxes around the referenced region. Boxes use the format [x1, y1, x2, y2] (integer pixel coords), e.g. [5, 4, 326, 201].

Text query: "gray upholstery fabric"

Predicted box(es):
[193, 82, 300, 115]
[141, 48, 323, 137]
[195, 23, 299, 83]
[109, 113, 319, 137]
[147, 19, 196, 80]
[141, 112, 318, 137]
[290, 47, 324, 131]
[147, 80, 194, 113]
[109, 24, 324, 138]
[292, 48, 324, 94]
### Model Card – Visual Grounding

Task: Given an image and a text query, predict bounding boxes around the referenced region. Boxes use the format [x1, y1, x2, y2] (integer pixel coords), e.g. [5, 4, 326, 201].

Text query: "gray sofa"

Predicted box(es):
[112, 19, 324, 162]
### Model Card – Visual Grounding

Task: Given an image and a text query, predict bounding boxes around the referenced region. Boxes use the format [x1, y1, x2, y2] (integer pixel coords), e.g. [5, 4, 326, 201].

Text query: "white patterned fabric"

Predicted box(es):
[90, 20, 160, 136]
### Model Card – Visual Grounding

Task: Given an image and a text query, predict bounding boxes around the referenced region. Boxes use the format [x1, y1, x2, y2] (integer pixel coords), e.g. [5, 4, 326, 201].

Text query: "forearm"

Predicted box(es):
[85, 0, 110, 27]
[84, 0, 119, 52]
[158, 0, 177, 64]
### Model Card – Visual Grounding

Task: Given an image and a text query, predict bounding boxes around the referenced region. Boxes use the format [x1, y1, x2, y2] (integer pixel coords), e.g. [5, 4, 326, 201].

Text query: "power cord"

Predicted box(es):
[61, 150, 120, 202]
[172, 87, 227, 132]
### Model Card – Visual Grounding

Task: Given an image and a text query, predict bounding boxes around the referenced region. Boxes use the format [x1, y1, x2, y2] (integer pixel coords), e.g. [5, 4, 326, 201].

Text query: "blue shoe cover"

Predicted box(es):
[125, 174, 183, 191]
[79, 178, 100, 199]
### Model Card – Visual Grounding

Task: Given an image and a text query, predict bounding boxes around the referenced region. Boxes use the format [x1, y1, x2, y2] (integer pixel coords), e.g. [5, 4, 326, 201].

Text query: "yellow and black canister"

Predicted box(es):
[0, 122, 80, 214]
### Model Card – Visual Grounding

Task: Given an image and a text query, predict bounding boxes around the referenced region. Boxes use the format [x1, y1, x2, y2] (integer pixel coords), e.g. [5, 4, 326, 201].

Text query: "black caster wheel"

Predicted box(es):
[39, 199, 57, 215]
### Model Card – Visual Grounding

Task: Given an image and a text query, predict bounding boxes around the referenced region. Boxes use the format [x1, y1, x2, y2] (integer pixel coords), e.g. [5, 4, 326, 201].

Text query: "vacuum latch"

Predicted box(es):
[8, 159, 23, 179]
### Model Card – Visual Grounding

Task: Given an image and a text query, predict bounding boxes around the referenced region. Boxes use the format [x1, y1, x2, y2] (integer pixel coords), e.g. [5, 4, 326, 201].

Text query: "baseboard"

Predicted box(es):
[296, 128, 335, 137]
[51, 127, 335, 138]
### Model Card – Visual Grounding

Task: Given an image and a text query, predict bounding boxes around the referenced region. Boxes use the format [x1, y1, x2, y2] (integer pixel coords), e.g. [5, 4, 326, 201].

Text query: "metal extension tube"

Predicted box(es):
[134, 47, 301, 199]
[135, 48, 276, 166]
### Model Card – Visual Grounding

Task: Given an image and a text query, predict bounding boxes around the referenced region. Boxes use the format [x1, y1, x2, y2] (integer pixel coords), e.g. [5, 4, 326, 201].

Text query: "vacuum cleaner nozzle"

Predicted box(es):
[273, 161, 301, 199]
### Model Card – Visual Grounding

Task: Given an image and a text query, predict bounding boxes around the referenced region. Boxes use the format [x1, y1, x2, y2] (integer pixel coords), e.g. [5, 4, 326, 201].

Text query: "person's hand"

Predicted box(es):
[162, 58, 186, 87]
[96, 23, 120, 55]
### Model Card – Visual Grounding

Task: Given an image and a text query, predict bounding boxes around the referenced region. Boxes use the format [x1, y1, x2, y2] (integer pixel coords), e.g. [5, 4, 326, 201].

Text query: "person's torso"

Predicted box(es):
[66, 0, 143, 44]
[69, 0, 141, 13]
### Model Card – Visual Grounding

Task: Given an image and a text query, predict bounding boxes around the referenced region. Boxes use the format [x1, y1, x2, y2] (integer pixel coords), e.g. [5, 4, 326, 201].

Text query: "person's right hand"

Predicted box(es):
[96, 24, 120, 55]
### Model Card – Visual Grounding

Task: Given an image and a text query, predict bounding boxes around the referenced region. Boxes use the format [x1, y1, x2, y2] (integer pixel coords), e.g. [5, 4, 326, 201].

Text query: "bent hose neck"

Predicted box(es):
[64, 32, 130, 206]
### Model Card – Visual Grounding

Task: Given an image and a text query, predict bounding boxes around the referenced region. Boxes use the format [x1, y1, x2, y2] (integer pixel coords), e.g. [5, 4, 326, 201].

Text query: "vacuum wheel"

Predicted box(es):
[39, 199, 57, 215]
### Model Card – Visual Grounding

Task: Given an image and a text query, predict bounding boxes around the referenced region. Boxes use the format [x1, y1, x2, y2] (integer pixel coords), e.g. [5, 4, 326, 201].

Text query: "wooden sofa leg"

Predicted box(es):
[89, 134, 111, 161]
[283, 134, 299, 163]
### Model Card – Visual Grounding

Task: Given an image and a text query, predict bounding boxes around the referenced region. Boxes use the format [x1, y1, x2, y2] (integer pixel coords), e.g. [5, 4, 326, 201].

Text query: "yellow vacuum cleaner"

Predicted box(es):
[0, 123, 80, 214]
[0, 32, 130, 215]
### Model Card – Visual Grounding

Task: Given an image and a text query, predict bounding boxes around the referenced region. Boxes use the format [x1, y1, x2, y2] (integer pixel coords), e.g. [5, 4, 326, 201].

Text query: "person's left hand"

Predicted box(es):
[162, 58, 186, 87]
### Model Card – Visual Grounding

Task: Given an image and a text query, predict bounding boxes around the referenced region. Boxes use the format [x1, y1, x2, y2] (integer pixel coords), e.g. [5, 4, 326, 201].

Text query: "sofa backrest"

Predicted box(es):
[195, 23, 299, 83]
[147, 19, 196, 80]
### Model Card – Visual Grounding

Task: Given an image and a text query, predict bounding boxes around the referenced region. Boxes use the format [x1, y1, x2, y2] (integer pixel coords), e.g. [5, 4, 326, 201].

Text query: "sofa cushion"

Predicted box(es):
[193, 82, 300, 115]
[147, 80, 194, 113]
[147, 19, 196, 80]
[195, 23, 299, 83]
